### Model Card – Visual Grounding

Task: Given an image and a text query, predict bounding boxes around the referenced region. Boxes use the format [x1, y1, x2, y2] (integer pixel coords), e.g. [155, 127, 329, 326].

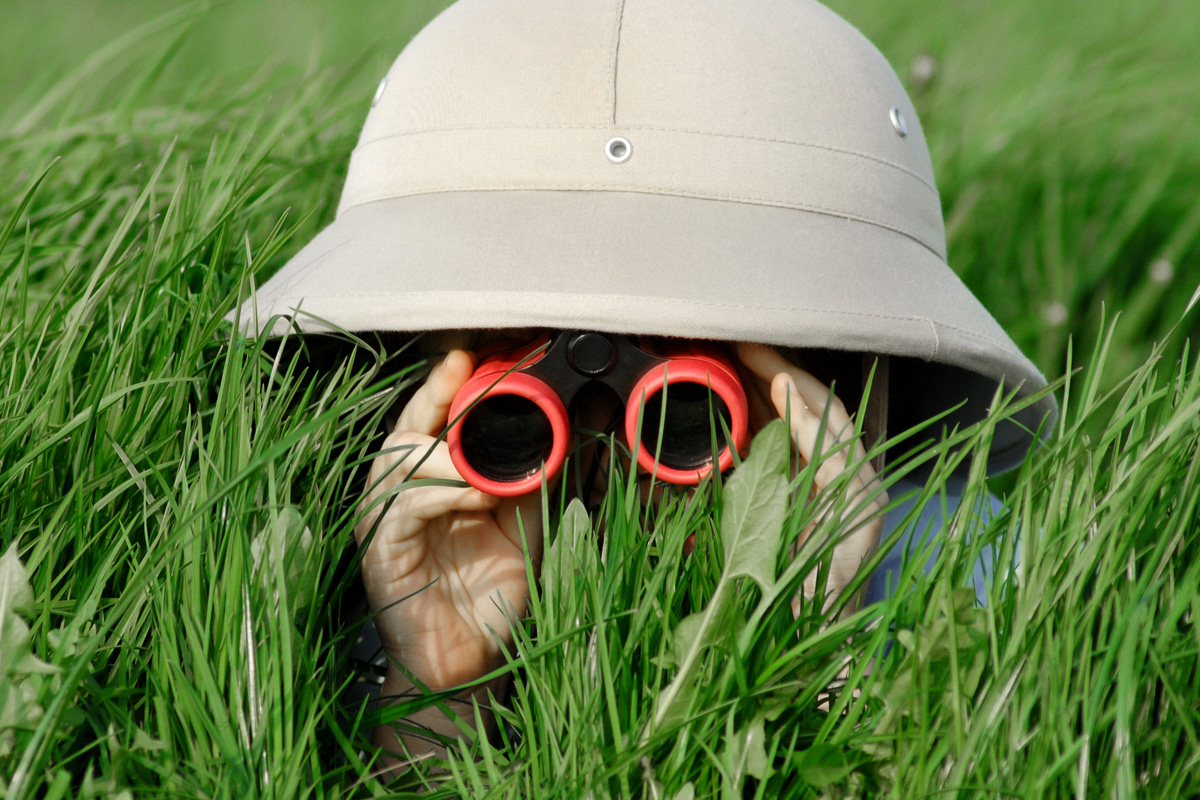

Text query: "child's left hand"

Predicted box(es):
[735, 342, 887, 615]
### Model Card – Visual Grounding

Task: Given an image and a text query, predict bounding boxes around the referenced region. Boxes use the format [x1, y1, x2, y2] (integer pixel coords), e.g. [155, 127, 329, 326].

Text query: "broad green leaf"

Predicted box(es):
[560, 497, 591, 550]
[791, 744, 858, 787]
[651, 422, 790, 734]
[722, 716, 767, 799]
[720, 419, 789, 592]
[670, 612, 706, 667]
[550, 497, 595, 578]
[0, 542, 34, 618]
[671, 783, 696, 800]
[544, 498, 597, 634]
[250, 505, 315, 611]
[0, 672, 43, 733]
[1, 610, 58, 678]
[870, 586, 988, 743]
[669, 596, 741, 669]
[131, 725, 167, 752]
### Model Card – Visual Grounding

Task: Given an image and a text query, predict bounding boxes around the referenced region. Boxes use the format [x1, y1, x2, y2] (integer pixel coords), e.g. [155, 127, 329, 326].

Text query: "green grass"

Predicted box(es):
[2, 2, 1199, 797]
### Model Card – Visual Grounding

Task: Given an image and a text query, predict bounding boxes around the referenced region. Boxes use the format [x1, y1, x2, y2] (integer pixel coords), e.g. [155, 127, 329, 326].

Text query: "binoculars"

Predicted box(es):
[446, 331, 749, 496]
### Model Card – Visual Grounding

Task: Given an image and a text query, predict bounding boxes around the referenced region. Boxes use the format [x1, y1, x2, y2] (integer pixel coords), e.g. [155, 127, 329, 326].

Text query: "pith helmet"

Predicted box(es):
[233, 0, 1056, 472]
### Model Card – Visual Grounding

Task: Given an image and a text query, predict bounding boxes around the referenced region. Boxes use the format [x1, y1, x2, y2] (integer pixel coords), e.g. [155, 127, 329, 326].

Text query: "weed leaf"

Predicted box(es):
[670, 784, 696, 800]
[722, 716, 767, 798]
[720, 419, 789, 592]
[651, 422, 790, 734]
[791, 744, 859, 787]
[670, 612, 705, 668]
[553, 498, 593, 568]
[543, 499, 596, 631]
[250, 505, 315, 611]
[0, 543, 34, 618]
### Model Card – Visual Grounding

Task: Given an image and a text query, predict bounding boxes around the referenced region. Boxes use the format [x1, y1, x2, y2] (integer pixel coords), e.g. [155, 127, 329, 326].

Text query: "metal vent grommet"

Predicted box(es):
[889, 106, 908, 137]
[606, 136, 633, 164]
[372, 76, 388, 107]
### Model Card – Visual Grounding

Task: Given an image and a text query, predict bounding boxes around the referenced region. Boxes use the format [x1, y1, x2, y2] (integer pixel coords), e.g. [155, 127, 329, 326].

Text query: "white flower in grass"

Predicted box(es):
[1150, 259, 1173, 285]
[1043, 301, 1068, 326]
[250, 506, 316, 612]
[0, 543, 60, 759]
[911, 53, 938, 87]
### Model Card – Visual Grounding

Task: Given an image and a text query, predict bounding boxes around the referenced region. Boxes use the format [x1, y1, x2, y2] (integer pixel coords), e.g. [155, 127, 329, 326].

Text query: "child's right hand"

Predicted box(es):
[354, 350, 545, 695]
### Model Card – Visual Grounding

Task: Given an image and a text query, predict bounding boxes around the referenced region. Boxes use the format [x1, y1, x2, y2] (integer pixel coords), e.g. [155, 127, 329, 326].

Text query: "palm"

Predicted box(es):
[363, 497, 537, 689]
[355, 348, 545, 691]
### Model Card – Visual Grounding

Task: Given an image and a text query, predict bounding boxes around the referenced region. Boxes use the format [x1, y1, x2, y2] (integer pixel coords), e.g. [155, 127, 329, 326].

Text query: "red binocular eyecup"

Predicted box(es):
[445, 331, 748, 497]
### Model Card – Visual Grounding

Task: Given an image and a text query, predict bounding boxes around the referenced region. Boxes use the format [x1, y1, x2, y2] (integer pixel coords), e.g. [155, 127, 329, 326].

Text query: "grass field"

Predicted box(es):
[2, 1, 1199, 797]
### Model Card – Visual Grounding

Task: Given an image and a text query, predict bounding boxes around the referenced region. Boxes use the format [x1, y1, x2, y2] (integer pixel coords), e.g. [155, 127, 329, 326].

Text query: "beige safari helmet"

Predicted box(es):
[233, 0, 1057, 473]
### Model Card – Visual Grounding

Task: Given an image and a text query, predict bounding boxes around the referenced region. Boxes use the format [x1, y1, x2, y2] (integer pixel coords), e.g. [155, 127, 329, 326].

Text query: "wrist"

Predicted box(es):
[381, 662, 508, 706]
[376, 627, 508, 692]
[373, 663, 509, 767]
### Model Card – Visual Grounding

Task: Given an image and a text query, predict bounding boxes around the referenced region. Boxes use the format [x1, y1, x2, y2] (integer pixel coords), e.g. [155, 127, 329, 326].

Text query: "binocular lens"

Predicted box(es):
[639, 382, 733, 470]
[459, 394, 555, 481]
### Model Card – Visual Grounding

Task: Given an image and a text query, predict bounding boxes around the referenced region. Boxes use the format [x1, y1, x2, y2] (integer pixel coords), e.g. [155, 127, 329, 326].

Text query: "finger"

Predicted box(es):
[745, 379, 776, 443]
[743, 352, 885, 617]
[771, 371, 886, 556]
[368, 430, 462, 485]
[395, 349, 476, 437]
[357, 479, 497, 547]
[771, 373, 869, 490]
[737, 341, 843, 419]
[495, 493, 546, 568]
[737, 342, 810, 397]
[741, 341, 854, 440]
[731, 356, 776, 440]
[357, 433, 498, 543]
[368, 431, 489, 500]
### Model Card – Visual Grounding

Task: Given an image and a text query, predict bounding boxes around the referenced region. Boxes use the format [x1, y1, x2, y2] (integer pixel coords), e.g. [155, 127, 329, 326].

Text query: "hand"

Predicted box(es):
[355, 349, 545, 694]
[735, 342, 886, 615]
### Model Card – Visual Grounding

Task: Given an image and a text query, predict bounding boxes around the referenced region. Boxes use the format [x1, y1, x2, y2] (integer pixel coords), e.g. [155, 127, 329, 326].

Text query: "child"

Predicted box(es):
[232, 0, 1055, 765]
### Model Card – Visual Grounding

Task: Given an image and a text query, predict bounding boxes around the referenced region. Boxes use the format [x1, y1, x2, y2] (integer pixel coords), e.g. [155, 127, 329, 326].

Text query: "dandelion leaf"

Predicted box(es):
[871, 587, 988, 742]
[722, 716, 767, 799]
[652, 424, 787, 734]
[544, 499, 597, 631]
[0, 542, 34, 617]
[791, 744, 858, 787]
[670, 612, 705, 668]
[720, 419, 789, 592]
[131, 725, 167, 752]
[550, 498, 595, 576]
[670, 784, 696, 800]
[251, 505, 315, 610]
[1, 614, 58, 678]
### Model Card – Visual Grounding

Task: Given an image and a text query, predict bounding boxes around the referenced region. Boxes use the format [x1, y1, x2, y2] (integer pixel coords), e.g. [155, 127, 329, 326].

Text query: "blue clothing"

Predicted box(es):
[863, 474, 1005, 608]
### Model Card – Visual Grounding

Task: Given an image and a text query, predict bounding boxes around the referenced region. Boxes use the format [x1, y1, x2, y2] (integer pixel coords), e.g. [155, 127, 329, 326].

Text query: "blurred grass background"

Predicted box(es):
[0, 1, 447, 113]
